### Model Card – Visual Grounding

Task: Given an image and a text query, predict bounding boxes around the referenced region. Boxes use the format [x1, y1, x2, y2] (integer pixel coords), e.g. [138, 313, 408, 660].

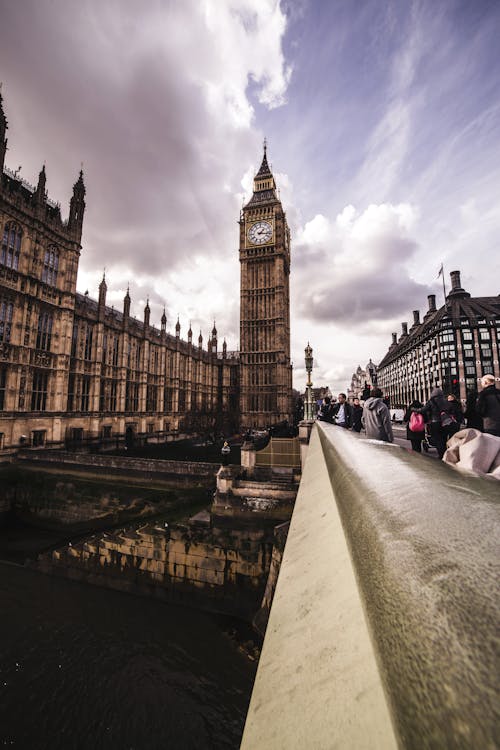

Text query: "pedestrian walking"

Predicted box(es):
[419, 387, 454, 459]
[404, 399, 425, 452]
[221, 440, 231, 465]
[476, 374, 500, 437]
[465, 389, 483, 430]
[317, 396, 334, 423]
[446, 394, 464, 437]
[331, 393, 353, 428]
[362, 388, 394, 442]
[351, 397, 363, 433]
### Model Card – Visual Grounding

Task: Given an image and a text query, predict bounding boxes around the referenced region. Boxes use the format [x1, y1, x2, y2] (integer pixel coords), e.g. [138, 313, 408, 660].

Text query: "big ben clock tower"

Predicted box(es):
[239, 142, 293, 428]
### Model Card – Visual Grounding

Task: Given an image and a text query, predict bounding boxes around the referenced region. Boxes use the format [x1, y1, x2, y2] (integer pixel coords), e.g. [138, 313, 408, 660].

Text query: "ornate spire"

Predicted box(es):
[144, 298, 150, 327]
[198, 330, 203, 347]
[175, 317, 180, 337]
[0, 84, 7, 171]
[255, 138, 272, 178]
[68, 168, 86, 236]
[161, 306, 167, 329]
[98, 271, 107, 308]
[36, 164, 47, 202]
[212, 321, 217, 337]
[188, 321, 193, 343]
[246, 140, 277, 206]
[123, 284, 131, 317]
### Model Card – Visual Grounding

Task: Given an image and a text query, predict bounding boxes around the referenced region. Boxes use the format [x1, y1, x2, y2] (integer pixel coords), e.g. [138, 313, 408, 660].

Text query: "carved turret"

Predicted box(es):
[175, 318, 180, 338]
[98, 272, 107, 312]
[198, 330, 203, 349]
[144, 299, 150, 328]
[123, 286, 131, 318]
[211, 321, 217, 353]
[222, 339, 227, 358]
[161, 307, 167, 334]
[68, 169, 86, 240]
[188, 322, 193, 344]
[35, 164, 47, 205]
[0, 88, 7, 172]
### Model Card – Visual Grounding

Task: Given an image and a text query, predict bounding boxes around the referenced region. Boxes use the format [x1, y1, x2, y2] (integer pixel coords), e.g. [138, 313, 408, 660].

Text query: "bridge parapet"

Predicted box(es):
[242, 423, 499, 749]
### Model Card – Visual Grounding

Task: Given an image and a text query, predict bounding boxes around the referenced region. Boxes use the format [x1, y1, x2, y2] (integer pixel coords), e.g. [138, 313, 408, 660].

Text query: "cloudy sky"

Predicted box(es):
[1, 0, 499, 392]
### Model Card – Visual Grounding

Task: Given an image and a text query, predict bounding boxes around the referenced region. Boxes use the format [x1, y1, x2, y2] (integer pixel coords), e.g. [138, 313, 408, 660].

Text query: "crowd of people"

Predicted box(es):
[315, 373, 500, 459]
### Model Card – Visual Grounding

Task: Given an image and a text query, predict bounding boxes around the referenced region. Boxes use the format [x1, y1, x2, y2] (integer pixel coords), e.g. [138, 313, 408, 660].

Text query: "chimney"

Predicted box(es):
[413, 310, 420, 325]
[401, 322, 408, 336]
[447, 269, 470, 299]
[428, 294, 436, 312]
[450, 270, 461, 291]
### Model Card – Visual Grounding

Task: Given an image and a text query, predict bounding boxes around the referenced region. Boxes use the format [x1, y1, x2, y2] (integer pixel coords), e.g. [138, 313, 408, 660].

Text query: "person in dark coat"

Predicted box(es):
[419, 387, 453, 459]
[465, 389, 482, 430]
[331, 393, 353, 428]
[404, 399, 424, 452]
[317, 396, 333, 423]
[351, 397, 363, 432]
[446, 394, 464, 437]
[476, 374, 500, 437]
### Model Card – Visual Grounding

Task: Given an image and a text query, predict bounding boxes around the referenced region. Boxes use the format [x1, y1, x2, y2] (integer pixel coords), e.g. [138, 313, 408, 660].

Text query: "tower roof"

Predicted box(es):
[255, 140, 272, 178]
[245, 140, 279, 208]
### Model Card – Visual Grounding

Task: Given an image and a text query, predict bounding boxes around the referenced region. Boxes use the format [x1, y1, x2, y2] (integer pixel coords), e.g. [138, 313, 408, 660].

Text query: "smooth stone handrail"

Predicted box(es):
[241, 422, 499, 749]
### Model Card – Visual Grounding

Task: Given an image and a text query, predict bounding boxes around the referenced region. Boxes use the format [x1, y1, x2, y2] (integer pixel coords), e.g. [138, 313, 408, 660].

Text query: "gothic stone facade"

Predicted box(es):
[0, 94, 292, 453]
[377, 271, 500, 408]
[239, 145, 293, 428]
[0, 94, 239, 452]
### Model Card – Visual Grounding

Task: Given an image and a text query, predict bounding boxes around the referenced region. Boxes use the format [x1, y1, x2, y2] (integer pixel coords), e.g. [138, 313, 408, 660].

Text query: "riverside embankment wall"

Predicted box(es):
[16, 450, 219, 487]
[36, 520, 275, 620]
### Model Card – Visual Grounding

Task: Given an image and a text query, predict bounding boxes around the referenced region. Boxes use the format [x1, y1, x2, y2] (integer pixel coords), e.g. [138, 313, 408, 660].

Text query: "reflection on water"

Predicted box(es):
[0, 563, 255, 749]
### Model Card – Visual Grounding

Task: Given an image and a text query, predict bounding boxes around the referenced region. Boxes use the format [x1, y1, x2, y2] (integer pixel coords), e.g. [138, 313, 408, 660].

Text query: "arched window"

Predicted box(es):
[42, 246, 59, 286]
[1, 223, 22, 270]
[36, 311, 53, 351]
[0, 298, 13, 343]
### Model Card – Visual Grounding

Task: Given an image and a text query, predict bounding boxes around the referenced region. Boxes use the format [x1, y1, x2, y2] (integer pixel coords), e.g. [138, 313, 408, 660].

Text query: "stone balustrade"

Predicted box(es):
[242, 422, 499, 749]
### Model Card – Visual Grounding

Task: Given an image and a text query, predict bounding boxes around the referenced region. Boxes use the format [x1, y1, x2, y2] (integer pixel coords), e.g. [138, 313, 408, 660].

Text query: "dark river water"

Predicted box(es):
[0, 562, 256, 750]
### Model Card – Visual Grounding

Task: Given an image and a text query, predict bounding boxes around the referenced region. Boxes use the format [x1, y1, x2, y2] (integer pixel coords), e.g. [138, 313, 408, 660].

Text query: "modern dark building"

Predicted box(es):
[377, 270, 500, 408]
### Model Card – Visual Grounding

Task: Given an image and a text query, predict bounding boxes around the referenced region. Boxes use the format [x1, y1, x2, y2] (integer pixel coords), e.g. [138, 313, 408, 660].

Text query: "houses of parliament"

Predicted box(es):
[0, 92, 293, 454]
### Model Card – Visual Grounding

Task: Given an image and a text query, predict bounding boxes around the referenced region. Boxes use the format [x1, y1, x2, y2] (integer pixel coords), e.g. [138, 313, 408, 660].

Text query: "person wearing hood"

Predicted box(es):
[362, 388, 394, 442]
[419, 386, 453, 459]
[404, 399, 424, 452]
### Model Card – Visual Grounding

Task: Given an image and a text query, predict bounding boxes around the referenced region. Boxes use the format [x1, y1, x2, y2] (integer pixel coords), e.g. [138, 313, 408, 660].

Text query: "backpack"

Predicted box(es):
[440, 410, 456, 428]
[409, 412, 425, 432]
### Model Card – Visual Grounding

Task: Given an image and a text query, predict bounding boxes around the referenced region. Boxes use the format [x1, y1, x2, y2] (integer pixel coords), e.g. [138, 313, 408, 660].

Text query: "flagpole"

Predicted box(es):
[438, 263, 447, 307]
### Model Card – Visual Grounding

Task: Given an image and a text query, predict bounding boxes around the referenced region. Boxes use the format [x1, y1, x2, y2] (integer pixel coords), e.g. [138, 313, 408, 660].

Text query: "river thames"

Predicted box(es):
[0, 562, 256, 749]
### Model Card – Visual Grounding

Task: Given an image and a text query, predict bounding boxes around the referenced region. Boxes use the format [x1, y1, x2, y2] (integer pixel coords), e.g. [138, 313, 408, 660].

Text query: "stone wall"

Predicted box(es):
[17, 450, 219, 487]
[36, 520, 275, 621]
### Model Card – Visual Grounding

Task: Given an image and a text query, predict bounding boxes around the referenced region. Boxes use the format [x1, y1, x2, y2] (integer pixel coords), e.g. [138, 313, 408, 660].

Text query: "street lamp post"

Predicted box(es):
[304, 343, 314, 421]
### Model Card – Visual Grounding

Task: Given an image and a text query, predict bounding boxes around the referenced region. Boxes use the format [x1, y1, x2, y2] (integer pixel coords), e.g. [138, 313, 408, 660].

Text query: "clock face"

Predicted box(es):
[248, 220, 273, 245]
